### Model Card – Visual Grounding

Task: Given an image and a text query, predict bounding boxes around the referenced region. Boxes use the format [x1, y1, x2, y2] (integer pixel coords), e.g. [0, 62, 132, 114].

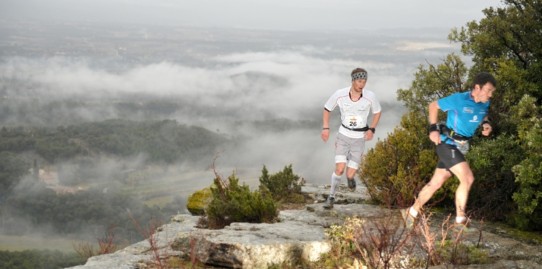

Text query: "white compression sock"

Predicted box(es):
[455, 216, 467, 224]
[329, 172, 341, 197]
[409, 207, 419, 218]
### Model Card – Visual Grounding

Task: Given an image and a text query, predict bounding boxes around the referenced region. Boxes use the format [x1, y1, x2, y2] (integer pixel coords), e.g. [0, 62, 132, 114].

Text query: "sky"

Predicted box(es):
[1, 0, 503, 31]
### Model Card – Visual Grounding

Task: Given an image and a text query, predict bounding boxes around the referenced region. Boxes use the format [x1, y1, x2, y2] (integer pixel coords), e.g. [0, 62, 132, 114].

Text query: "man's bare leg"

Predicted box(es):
[329, 162, 346, 196]
[346, 167, 357, 179]
[448, 162, 475, 220]
[335, 162, 346, 177]
[345, 166, 358, 190]
[413, 168, 453, 213]
[324, 162, 346, 209]
[402, 168, 452, 227]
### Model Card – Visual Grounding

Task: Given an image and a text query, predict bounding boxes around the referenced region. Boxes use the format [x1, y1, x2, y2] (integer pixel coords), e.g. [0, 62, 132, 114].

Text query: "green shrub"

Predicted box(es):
[437, 240, 489, 265]
[359, 112, 436, 207]
[510, 95, 542, 230]
[466, 135, 523, 221]
[259, 164, 303, 203]
[206, 172, 278, 229]
[321, 219, 360, 268]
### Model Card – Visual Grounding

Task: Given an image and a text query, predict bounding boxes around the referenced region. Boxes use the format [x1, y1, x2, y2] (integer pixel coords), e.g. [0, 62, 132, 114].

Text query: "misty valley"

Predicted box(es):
[0, 114, 323, 241]
[0, 19, 447, 267]
[0, 119, 224, 242]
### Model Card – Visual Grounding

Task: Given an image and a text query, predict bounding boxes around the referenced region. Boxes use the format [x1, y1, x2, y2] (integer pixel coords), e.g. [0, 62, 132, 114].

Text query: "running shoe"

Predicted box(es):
[347, 179, 356, 191]
[452, 219, 476, 233]
[400, 207, 417, 229]
[323, 197, 335, 209]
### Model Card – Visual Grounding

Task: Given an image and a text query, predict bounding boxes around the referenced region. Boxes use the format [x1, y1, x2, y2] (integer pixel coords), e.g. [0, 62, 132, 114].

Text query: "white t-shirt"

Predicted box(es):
[324, 87, 381, 139]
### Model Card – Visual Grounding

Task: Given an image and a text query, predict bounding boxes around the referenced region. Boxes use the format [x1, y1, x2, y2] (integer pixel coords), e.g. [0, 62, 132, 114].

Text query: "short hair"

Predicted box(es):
[351, 68, 368, 77]
[473, 72, 497, 88]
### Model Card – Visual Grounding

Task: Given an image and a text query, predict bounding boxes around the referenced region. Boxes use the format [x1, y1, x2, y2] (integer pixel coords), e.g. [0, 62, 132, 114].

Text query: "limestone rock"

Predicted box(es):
[171, 218, 330, 268]
[66, 184, 542, 269]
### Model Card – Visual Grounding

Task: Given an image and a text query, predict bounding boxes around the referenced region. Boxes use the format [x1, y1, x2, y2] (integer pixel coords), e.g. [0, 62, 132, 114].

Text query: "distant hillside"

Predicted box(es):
[0, 118, 227, 164]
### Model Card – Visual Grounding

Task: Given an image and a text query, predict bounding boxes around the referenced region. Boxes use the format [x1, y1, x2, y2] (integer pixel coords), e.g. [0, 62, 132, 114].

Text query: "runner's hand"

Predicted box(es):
[321, 129, 329, 142]
[429, 131, 441, 145]
[365, 130, 374, 141]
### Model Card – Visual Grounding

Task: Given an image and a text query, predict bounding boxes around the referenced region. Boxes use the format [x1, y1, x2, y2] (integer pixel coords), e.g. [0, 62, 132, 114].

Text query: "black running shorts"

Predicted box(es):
[436, 143, 466, 170]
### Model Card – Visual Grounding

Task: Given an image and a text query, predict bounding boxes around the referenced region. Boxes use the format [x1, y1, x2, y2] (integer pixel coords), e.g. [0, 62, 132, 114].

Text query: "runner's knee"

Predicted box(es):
[454, 167, 475, 186]
[459, 174, 474, 186]
[334, 163, 345, 176]
[345, 167, 357, 178]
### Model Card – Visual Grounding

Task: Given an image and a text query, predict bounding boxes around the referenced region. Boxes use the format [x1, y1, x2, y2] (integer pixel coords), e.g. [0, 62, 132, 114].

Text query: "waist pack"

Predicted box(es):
[341, 123, 369, 132]
[439, 125, 471, 142]
[439, 124, 470, 154]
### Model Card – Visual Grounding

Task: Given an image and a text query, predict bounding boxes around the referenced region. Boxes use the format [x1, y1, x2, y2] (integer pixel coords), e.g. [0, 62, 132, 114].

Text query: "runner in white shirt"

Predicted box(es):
[321, 68, 382, 209]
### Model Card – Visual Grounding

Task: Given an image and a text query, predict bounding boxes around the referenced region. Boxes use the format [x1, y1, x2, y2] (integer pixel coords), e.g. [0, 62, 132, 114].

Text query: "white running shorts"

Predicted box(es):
[334, 132, 365, 169]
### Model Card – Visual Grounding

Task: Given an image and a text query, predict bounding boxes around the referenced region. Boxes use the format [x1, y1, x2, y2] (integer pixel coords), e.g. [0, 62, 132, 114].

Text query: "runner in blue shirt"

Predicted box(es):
[402, 72, 497, 229]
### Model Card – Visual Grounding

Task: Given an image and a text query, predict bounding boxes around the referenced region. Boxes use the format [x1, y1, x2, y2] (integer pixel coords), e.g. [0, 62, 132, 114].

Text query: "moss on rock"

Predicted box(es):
[186, 187, 212, 215]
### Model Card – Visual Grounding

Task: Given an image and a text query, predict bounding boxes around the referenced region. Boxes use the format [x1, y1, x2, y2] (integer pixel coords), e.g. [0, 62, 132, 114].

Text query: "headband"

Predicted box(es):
[351, 71, 368, 81]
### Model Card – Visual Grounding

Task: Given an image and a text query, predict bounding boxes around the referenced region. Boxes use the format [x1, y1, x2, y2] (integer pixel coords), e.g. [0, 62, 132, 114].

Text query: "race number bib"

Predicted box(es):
[344, 115, 364, 128]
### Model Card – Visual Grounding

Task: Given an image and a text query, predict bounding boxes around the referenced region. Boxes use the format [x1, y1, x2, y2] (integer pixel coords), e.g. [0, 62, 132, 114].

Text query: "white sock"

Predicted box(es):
[456, 216, 467, 224]
[409, 207, 418, 218]
[329, 172, 341, 197]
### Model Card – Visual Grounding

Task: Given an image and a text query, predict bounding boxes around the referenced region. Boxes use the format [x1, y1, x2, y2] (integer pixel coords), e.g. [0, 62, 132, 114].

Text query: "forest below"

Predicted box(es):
[0, 119, 229, 245]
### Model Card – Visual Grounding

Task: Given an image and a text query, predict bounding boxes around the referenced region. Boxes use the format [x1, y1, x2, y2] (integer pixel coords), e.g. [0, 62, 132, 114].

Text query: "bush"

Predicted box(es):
[436, 240, 489, 266]
[359, 112, 436, 207]
[466, 135, 523, 221]
[206, 172, 278, 229]
[321, 219, 361, 268]
[510, 95, 542, 230]
[259, 164, 303, 203]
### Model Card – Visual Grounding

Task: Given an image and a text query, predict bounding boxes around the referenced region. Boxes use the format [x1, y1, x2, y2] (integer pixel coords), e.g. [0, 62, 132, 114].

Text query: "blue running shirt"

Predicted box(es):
[437, 91, 489, 142]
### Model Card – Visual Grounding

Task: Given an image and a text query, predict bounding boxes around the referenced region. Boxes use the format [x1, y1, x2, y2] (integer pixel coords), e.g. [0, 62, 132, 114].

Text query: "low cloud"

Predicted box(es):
[395, 41, 454, 52]
[0, 21, 464, 252]
[1, 50, 404, 124]
[0, 49, 409, 186]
